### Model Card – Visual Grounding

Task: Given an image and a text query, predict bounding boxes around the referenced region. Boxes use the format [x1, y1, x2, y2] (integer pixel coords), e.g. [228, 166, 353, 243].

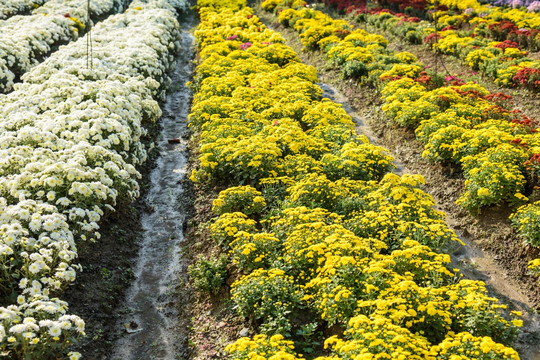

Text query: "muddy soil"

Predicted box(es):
[64, 10, 197, 360]
[255, 7, 540, 360]
[109, 16, 196, 360]
[181, 129, 249, 360]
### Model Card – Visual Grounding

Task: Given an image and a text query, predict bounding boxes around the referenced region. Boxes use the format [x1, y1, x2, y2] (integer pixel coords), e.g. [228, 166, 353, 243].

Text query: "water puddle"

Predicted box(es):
[109, 19, 195, 360]
[320, 81, 540, 360]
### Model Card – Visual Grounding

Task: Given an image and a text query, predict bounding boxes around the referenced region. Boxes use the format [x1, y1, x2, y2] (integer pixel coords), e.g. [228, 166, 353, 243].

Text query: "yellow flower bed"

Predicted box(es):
[355, 7, 540, 91]
[190, 1, 523, 359]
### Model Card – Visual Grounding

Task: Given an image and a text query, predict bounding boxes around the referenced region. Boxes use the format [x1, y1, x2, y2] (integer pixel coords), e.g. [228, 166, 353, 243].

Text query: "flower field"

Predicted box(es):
[0, 0, 187, 358]
[0, 0, 126, 93]
[323, 0, 540, 92]
[258, 0, 540, 290]
[0, 0, 539, 358]
[185, 0, 537, 359]
[0, 0, 47, 19]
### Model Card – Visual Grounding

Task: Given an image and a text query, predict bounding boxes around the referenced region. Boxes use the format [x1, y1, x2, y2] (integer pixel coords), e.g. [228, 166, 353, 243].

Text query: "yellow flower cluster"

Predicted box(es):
[433, 332, 520, 360]
[212, 185, 266, 216]
[429, 0, 482, 10]
[430, 0, 540, 30]
[226, 334, 303, 360]
[528, 258, 540, 278]
[380, 77, 533, 213]
[190, 3, 393, 186]
[193, 1, 522, 359]
[210, 212, 257, 248]
[271, 4, 422, 86]
[323, 314, 434, 360]
[510, 201, 540, 247]
[356, 7, 540, 91]
[432, 30, 540, 88]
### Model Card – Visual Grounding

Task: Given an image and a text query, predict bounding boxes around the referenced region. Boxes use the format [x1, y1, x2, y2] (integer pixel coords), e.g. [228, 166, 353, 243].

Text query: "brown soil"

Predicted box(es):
[255, 6, 540, 360]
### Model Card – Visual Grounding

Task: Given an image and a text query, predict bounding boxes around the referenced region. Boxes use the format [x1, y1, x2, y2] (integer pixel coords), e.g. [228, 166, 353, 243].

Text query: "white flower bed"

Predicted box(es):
[0, 14, 76, 93]
[0, 0, 187, 358]
[0, 0, 123, 93]
[0, 0, 47, 20]
[34, 0, 122, 19]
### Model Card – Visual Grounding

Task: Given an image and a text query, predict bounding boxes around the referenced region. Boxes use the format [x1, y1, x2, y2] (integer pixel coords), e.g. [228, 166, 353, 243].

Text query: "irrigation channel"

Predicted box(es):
[109, 16, 195, 360]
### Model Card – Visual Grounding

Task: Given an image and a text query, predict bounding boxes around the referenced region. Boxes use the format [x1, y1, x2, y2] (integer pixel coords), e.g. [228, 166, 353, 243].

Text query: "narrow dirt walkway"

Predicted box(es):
[109, 16, 196, 360]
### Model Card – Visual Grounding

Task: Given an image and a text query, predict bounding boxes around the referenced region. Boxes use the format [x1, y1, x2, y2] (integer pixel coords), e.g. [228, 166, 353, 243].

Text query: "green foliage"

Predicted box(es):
[188, 255, 228, 295]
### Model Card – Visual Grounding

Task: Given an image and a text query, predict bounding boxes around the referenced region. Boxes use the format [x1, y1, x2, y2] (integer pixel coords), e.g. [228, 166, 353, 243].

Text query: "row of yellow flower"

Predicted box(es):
[359, 9, 540, 91]
[265, 1, 540, 217]
[431, 0, 540, 29]
[270, 0, 540, 262]
[191, 1, 523, 359]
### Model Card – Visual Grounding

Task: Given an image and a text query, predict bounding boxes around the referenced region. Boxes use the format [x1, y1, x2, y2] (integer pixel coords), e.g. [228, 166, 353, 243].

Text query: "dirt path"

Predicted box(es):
[108, 16, 196, 360]
[255, 7, 540, 360]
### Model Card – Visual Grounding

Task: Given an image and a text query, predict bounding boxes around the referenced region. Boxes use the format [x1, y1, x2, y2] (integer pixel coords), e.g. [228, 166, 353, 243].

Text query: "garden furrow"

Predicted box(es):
[110, 15, 195, 360]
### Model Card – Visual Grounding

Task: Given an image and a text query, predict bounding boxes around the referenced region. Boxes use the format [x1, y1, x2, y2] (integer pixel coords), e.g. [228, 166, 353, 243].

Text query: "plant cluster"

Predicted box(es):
[266, 0, 540, 218]
[0, 0, 188, 358]
[352, 8, 540, 91]
[510, 201, 540, 246]
[190, 1, 523, 359]
[0, 0, 47, 19]
[381, 79, 536, 214]
[0, 0, 127, 93]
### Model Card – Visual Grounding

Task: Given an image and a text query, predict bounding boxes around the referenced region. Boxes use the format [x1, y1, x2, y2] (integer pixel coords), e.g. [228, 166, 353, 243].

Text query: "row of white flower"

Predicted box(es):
[0, 0, 187, 358]
[0, 0, 123, 93]
[0, 0, 47, 20]
[34, 0, 122, 19]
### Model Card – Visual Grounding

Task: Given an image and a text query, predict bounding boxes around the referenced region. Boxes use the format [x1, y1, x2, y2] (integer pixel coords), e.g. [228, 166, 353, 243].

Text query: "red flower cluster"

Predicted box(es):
[524, 154, 540, 172]
[510, 138, 529, 148]
[512, 115, 539, 133]
[527, 154, 540, 165]
[323, 0, 365, 11]
[493, 40, 520, 50]
[512, 67, 540, 91]
[488, 21, 540, 50]
[424, 32, 441, 45]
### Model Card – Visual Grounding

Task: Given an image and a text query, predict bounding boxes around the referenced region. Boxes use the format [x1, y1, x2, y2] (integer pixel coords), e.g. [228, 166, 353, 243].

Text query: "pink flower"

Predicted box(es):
[240, 42, 252, 50]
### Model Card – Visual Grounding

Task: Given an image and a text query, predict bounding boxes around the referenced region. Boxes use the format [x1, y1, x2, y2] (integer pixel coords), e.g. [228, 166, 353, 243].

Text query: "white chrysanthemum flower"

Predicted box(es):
[0, 324, 5, 342]
[46, 191, 56, 202]
[28, 262, 42, 275]
[48, 325, 62, 337]
[19, 278, 28, 289]
[23, 331, 35, 339]
[68, 352, 82, 360]
[9, 324, 26, 334]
